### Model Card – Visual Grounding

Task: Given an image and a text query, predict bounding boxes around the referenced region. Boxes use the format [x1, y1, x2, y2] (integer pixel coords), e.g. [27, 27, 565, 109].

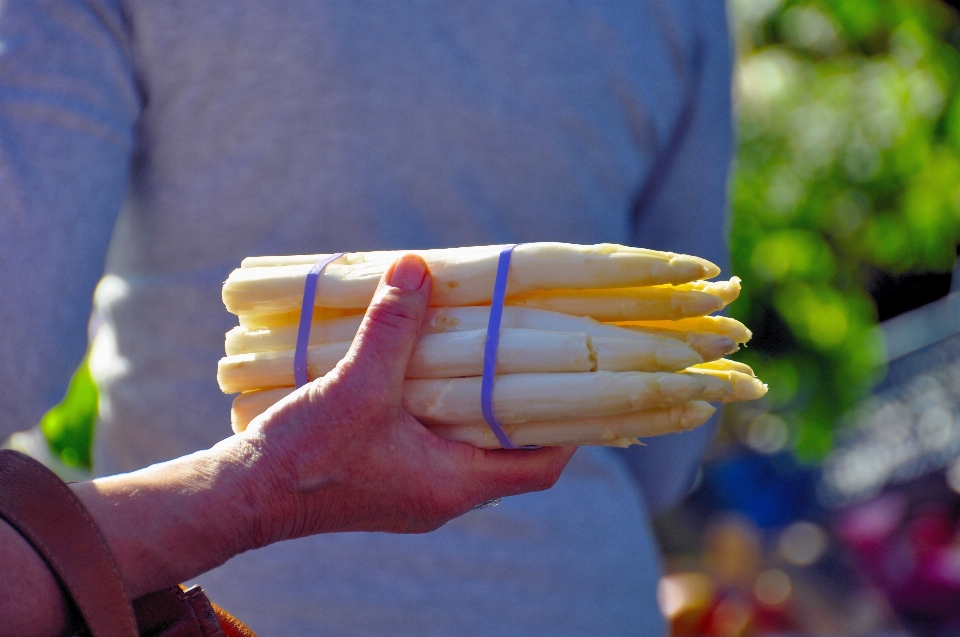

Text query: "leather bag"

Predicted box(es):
[0, 449, 257, 637]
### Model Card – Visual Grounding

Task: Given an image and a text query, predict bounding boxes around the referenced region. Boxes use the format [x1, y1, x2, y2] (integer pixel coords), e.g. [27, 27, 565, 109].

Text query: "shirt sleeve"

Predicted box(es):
[0, 0, 138, 439]
[623, 0, 734, 514]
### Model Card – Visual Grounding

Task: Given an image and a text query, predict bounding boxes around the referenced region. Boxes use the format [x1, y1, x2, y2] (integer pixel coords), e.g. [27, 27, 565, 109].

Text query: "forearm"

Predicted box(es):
[72, 436, 276, 600]
[0, 436, 277, 637]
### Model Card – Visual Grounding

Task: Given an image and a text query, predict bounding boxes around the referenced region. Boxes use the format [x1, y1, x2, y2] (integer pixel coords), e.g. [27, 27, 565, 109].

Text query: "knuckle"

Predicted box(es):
[364, 296, 423, 332]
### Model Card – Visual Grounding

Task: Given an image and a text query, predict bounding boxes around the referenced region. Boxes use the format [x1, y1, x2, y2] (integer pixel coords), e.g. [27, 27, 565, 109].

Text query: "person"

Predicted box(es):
[0, 1, 733, 634]
[0, 254, 576, 637]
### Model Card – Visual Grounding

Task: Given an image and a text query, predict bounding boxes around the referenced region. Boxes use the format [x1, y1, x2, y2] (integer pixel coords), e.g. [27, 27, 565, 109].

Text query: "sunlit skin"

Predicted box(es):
[0, 254, 576, 637]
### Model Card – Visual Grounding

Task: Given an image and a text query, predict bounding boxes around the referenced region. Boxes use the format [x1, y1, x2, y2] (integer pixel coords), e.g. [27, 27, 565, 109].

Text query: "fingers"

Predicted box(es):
[339, 254, 431, 402]
[464, 445, 578, 502]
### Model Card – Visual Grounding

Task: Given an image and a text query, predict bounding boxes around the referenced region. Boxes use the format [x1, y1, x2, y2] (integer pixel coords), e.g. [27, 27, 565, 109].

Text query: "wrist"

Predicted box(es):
[234, 389, 354, 544]
[71, 435, 285, 598]
[212, 432, 297, 551]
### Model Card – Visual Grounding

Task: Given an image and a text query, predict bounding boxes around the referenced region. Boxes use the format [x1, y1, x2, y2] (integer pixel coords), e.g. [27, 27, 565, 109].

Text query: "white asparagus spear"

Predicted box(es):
[692, 358, 756, 376]
[427, 401, 717, 449]
[237, 307, 361, 329]
[590, 336, 702, 372]
[504, 287, 726, 322]
[219, 341, 349, 394]
[694, 372, 741, 402]
[421, 308, 704, 367]
[240, 245, 497, 268]
[341, 308, 743, 356]
[219, 329, 704, 394]
[233, 306, 693, 353]
[423, 306, 679, 340]
[670, 277, 741, 305]
[226, 315, 365, 356]
[681, 333, 740, 362]
[225, 306, 703, 367]
[222, 242, 720, 316]
[230, 372, 735, 433]
[613, 326, 739, 362]
[407, 330, 595, 378]
[614, 316, 752, 344]
[238, 244, 719, 271]
[402, 371, 727, 425]
[504, 278, 740, 320]
[218, 329, 596, 394]
[686, 368, 768, 403]
[234, 284, 730, 326]
[233, 388, 293, 433]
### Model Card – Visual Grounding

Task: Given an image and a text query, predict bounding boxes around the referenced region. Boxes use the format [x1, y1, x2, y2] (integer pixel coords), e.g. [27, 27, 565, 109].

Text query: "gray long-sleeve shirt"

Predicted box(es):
[0, 1, 732, 634]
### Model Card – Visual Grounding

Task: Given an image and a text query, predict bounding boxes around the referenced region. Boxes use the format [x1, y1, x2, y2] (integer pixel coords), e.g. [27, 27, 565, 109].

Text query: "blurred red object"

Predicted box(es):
[837, 490, 960, 619]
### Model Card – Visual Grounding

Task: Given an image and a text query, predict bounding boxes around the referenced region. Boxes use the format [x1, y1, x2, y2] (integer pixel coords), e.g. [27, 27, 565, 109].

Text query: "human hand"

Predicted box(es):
[239, 253, 577, 544]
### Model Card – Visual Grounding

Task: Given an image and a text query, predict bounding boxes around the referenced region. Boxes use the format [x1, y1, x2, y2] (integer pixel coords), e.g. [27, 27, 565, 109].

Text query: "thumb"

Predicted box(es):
[340, 254, 431, 399]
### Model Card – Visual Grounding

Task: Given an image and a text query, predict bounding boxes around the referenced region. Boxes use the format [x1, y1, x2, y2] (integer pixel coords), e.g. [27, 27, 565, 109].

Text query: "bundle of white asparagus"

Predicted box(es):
[219, 243, 766, 448]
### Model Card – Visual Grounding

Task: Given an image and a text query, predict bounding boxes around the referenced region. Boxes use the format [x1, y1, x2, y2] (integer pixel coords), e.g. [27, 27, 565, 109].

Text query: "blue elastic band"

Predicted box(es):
[481, 244, 537, 450]
[294, 253, 346, 388]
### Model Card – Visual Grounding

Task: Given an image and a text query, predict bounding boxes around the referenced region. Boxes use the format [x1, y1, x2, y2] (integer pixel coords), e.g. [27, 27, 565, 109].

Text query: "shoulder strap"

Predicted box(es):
[0, 449, 138, 637]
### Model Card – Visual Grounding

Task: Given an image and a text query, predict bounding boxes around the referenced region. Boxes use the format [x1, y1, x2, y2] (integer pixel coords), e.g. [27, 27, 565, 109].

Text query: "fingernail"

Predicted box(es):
[388, 254, 427, 291]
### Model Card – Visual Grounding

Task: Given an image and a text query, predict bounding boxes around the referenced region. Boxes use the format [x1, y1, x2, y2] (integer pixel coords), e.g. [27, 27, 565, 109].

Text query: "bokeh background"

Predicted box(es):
[730, 0, 960, 462]
[7, 0, 960, 634]
[659, 0, 960, 634]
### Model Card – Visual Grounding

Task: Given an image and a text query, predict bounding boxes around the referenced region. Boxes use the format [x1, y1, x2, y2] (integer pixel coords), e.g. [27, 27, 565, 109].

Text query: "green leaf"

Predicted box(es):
[39, 357, 97, 470]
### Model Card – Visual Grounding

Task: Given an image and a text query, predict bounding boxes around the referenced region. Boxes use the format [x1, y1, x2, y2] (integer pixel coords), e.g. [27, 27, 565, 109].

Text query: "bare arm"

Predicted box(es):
[0, 255, 576, 637]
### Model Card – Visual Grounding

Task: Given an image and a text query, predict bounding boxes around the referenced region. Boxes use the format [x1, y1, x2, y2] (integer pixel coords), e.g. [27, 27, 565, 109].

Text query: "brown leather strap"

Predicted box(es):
[0, 449, 138, 637]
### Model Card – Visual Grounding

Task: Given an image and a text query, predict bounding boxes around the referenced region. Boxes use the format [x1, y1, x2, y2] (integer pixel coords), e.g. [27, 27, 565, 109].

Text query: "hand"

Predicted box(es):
[241, 253, 577, 543]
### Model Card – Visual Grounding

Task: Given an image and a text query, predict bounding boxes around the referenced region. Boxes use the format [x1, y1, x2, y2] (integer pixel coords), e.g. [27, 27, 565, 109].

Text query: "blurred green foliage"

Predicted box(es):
[730, 0, 960, 459]
[40, 356, 96, 469]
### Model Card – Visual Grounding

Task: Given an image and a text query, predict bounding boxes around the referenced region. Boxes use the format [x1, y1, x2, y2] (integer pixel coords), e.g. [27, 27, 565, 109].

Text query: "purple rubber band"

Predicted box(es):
[481, 244, 539, 450]
[294, 253, 346, 388]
